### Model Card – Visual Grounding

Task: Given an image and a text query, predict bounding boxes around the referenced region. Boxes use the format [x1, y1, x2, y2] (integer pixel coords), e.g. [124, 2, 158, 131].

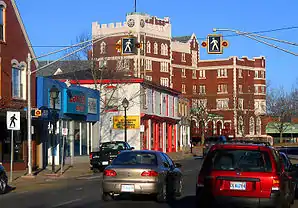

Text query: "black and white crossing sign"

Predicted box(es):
[207, 34, 223, 54]
[122, 37, 136, 55]
[7, 111, 20, 130]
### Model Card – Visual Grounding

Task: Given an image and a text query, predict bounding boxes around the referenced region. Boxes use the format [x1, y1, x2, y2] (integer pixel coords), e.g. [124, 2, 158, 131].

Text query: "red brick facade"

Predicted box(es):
[91, 13, 267, 140]
[0, 0, 38, 170]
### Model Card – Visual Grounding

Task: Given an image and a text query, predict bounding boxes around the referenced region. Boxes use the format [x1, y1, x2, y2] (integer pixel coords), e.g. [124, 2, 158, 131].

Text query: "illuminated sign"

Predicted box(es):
[63, 89, 87, 115]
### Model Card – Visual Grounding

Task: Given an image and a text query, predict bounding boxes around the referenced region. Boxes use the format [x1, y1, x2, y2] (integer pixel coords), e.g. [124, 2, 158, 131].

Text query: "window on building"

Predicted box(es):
[161, 43, 165, 55]
[181, 53, 186, 62]
[192, 85, 197, 94]
[182, 84, 186, 93]
[256, 117, 261, 135]
[192, 69, 196, 78]
[199, 69, 205, 78]
[238, 98, 244, 110]
[238, 69, 243, 78]
[198, 99, 207, 108]
[238, 116, 244, 135]
[255, 86, 259, 93]
[160, 62, 169, 72]
[12, 67, 23, 99]
[164, 44, 168, 56]
[261, 86, 265, 94]
[142, 88, 148, 109]
[192, 51, 197, 67]
[199, 85, 206, 94]
[255, 71, 259, 78]
[145, 76, 152, 81]
[160, 77, 169, 87]
[216, 99, 229, 110]
[181, 68, 186, 77]
[217, 68, 228, 77]
[260, 71, 265, 79]
[145, 60, 152, 71]
[249, 117, 255, 135]
[147, 41, 151, 53]
[217, 84, 228, 93]
[239, 84, 243, 93]
[154, 42, 158, 54]
[0, 4, 5, 41]
[100, 42, 106, 54]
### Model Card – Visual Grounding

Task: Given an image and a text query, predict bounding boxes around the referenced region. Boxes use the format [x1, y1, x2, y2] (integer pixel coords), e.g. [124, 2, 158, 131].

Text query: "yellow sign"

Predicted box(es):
[35, 110, 42, 117]
[113, 116, 140, 129]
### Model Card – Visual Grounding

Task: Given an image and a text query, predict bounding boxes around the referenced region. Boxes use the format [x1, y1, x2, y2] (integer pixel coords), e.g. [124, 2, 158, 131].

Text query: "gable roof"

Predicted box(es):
[37, 60, 91, 77]
[11, 0, 38, 67]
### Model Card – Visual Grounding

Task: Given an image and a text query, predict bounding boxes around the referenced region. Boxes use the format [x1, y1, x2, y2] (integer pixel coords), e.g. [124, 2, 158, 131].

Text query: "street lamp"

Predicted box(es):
[49, 85, 60, 173]
[122, 98, 129, 143]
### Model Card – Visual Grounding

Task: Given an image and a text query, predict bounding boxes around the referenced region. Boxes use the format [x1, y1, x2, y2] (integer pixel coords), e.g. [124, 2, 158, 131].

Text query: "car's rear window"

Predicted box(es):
[112, 152, 157, 166]
[208, 149, 272, 172]
[100, 142, 125, 150]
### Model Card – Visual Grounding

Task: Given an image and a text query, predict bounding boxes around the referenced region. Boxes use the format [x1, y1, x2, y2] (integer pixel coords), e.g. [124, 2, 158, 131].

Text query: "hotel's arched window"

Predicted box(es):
[0, 1, 7, 41]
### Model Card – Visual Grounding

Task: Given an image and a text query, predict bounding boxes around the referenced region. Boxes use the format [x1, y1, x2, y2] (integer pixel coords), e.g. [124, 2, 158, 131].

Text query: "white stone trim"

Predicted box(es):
[197, 65, 265, 71]
[0, 1, 7, 8]
[233, 57, 237, 136]
[145, 33, 171, 40]
[11, 0, 38, 67]
[172, 64, 196, 70]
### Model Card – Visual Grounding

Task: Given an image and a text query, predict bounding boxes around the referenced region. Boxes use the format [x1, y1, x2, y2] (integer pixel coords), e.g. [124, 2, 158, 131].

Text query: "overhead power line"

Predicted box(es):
[29, 26, 298, 48]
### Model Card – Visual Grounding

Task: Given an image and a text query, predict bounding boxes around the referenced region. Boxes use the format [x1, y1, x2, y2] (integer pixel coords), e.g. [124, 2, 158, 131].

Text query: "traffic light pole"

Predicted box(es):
[213, 28, 298, 56]
[25, 32, 124, 176]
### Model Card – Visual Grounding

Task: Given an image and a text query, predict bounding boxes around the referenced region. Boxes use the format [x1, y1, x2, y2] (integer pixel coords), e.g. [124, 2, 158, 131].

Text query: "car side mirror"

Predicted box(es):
[130, 147, 135, 150]
[175, 163, 182, 168]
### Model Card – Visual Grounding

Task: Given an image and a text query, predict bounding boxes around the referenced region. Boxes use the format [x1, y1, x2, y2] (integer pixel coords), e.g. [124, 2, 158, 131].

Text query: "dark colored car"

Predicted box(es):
[0, 163, 8, 194]
[90, 141, 134, 172]
[196, 143, 294, 208]
[203, 136, 226, 157]
[102, 150, 183, 202]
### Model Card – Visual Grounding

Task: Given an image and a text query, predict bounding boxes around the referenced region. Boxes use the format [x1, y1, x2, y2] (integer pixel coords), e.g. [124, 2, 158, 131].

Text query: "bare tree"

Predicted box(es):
[266, 86, 293, 143]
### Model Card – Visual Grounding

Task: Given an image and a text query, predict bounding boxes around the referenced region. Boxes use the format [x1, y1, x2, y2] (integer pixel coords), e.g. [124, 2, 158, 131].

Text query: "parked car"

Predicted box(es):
[0, 163, 8, 194]
[196, 142, 295, 208]
[101, 150, 183, 202]
[90, 141, 134, 172]
[203, 136, 227, 157]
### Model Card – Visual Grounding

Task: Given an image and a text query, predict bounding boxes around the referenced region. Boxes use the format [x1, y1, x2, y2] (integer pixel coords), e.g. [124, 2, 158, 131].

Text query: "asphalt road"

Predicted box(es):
[1, 157, 298, 208]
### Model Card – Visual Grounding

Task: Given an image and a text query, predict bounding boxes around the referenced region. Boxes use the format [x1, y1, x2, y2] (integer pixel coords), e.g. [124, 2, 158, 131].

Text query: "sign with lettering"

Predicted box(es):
[63, 89, 87, 115]
[113, 116, 140, 129]
[88, 97, 97, 114]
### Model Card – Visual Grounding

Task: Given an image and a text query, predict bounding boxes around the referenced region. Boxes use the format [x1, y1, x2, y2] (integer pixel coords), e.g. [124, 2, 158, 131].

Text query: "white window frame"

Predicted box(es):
[216, 99, 229, 110]
[160, 77, 169, 87]
[182, 84, 186, 93]
[192, 85, 197, 94]
[181, 68, 186, 77]
[100, 42, 106, 54]
[145, 76, 152, 81]
[154, 42, 158, 54]
[192, 69, 196, 78]
[147, 41, 151, 53]
[181, 53, 186, 62]
[199, 85, 206, 94]
[199, 69, 205, 78]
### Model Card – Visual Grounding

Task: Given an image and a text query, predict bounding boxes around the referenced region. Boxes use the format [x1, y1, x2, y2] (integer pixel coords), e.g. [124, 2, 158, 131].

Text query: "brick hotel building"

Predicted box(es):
[91, 12, 267, 142]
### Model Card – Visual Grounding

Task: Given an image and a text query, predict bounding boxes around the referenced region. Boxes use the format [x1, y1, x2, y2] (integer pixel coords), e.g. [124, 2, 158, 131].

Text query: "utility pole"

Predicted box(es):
[134, 0, 137, 12]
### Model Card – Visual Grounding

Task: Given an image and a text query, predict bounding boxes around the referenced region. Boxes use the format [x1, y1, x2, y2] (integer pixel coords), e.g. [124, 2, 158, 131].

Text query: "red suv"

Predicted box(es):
[196, 143, 295, 208]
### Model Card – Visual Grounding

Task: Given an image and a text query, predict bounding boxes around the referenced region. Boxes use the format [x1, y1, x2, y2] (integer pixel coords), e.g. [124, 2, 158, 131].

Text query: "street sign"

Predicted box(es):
[62, 128, 68, 136]
[6, 111, 20, 131]
[122, 37, 136, 55]
[207, 34, 223, 54]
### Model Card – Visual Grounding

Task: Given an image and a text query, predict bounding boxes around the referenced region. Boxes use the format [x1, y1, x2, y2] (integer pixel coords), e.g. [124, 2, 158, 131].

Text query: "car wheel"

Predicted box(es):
[101, 192, 114, 201]
[0, 175, 7, 194]
[156, 183, 167, 203]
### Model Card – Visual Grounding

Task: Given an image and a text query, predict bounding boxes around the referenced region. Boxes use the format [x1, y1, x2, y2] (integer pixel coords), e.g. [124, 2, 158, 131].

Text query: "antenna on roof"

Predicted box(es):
[134, 0, 137, 12]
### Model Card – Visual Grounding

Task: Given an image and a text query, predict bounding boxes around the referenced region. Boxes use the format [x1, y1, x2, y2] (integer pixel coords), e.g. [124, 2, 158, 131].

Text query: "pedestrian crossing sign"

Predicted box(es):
[121, 37, 137, 55]
[6, 111, 20, 130]
[207, 34, 223, 54]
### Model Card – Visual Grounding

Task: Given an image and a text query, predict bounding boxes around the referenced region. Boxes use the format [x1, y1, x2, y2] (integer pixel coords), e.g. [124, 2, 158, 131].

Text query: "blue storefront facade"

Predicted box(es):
[35, 77, 100, 168]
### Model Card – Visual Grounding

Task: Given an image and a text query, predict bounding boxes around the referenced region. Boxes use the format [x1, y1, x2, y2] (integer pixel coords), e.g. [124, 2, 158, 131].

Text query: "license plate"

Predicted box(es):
[93, 156, 99, 158]
[121, 184, 134, 192]
[102, 161, 109, 165]
[230, 181, 246, 190]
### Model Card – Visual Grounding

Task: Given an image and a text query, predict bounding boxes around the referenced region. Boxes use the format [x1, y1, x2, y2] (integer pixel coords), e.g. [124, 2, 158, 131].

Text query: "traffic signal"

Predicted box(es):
[35, 110, 42, 117]
[135, 42, 141, 48]
[116, 39, 122, 53]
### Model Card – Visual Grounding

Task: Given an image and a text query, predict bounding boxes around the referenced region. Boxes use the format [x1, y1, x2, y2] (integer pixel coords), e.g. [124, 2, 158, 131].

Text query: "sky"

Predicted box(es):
[16, 0, 298, 91]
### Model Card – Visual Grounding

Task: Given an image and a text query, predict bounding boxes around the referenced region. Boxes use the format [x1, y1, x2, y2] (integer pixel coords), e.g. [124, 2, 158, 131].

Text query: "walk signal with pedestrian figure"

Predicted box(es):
[116, 36, 140, 55]
[201, 34, 229, 54]
[10, 114, 17, 128]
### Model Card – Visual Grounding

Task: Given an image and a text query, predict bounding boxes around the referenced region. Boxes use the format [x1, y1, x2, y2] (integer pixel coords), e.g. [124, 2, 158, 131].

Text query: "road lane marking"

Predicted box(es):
[52, 198, 82, 207]
[75, 187, 83, 191]
[76, 175, 102, 180]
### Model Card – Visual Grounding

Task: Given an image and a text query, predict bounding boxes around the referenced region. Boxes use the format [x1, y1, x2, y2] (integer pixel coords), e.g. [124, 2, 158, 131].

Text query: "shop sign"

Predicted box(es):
[88, 97, 97, 114]
[63, 89, 87, 115]
[113, 116, 140, 129]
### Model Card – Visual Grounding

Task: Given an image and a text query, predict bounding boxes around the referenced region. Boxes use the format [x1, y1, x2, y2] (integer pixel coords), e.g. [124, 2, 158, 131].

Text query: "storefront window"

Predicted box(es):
[74, 121, 80, 156]
[81, 122, 87, 155]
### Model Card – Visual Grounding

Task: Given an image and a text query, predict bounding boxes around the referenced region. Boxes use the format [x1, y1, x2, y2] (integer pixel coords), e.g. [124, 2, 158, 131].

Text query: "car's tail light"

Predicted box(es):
[104, 170, 117, 177]
[141, 171, 158, 177]
[89, 153, 93, 159]
[118, 151, 121, 154]
[272, 177, 280, 191]
[197, 174, 204, 187]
